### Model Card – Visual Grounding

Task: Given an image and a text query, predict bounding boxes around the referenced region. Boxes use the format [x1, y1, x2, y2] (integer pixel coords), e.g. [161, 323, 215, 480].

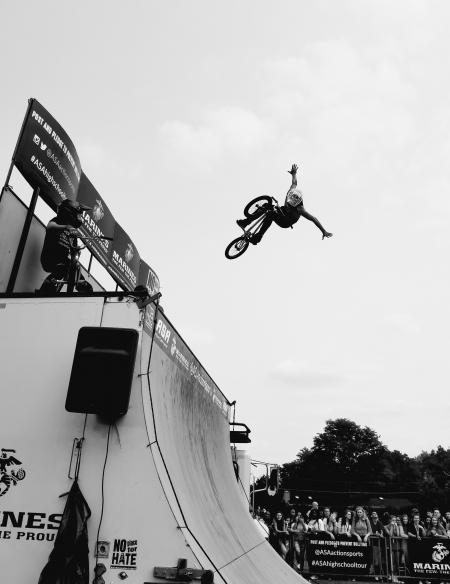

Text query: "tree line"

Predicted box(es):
[255, 419, 450, 512]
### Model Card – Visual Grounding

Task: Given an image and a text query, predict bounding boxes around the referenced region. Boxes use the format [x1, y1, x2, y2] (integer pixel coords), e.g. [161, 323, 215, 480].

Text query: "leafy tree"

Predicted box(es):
[415, 447, 450, 509]
[257, 419, 450, 514]
[282, 418, 389, 491]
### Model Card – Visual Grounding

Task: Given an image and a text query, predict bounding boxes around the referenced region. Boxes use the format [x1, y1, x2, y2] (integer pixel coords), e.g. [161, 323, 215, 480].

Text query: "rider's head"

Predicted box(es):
[57, 199, 90, 228]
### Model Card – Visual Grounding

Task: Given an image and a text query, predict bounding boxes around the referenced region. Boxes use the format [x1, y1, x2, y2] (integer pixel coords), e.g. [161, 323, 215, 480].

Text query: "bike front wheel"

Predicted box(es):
[244, 195, 272, 218]
[225, 237, 249, 260]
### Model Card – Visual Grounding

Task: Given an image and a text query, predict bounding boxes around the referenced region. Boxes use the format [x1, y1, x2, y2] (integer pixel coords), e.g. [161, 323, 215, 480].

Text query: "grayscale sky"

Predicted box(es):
[1, 0, 449, 466]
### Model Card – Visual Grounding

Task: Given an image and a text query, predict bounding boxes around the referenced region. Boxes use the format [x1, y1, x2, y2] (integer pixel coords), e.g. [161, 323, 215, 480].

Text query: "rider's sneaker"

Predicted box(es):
[250, 233, 262, 245]
[322, 232, 333, 239]
[236, 219, 248, 229]
[76, 280, 94, 293]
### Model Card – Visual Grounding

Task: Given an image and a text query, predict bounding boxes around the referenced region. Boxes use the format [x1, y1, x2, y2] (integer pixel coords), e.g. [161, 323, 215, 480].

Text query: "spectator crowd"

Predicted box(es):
[253, 502, 450, 577]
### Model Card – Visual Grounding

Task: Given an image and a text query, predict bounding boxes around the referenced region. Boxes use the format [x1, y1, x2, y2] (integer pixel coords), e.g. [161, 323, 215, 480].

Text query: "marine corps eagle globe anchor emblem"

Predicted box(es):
[432, 542, 450, 563]
[0, 448, 26, 497]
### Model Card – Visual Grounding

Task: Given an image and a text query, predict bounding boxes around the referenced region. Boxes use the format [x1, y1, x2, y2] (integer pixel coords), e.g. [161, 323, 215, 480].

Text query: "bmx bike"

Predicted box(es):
[40, 232, 113, 293]
[225, 195, 283, 260]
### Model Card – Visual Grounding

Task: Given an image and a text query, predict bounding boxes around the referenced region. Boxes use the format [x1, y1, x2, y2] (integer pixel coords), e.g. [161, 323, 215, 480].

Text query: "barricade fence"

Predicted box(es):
[271, 535, 450, 581]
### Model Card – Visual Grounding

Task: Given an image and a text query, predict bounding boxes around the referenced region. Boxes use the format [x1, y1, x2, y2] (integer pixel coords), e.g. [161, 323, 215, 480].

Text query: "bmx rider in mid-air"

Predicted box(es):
[237, 164, 333, 244]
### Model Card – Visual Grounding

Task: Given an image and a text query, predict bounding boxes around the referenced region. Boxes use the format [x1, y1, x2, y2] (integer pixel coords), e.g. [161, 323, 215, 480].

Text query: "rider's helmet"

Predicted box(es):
[57, 199, 91, 228]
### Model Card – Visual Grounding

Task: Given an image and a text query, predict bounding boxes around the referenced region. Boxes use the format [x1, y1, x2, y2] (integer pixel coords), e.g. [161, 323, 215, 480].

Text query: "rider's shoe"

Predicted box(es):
[76, 280, 94, 293]
[236, 219, 248, 229]
[322, 232, 333, 239]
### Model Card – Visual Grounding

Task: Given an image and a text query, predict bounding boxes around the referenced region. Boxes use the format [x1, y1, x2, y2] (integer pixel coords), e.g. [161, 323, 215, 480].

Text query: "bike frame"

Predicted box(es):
[54, 234, 113, 293]
[242, 198, 279, 238]
[242, 212, 269, 239]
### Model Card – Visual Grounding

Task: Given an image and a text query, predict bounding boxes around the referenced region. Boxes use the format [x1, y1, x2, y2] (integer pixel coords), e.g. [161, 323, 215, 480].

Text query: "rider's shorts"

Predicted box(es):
[274, 205, 299, 228]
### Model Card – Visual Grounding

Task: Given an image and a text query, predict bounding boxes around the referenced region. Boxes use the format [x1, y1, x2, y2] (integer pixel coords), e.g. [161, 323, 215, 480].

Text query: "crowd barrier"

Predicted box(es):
[272, 534, 450, 581]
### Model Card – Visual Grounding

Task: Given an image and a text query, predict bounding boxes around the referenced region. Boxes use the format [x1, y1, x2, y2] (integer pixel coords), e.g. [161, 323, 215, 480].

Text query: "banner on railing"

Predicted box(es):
[306, 539, 370, 575]
[408, 539, 450, 578]
[139, 260, 160, 296]
[14, 99, 81, 207]
[10, 99, 159, 294]
[77, 174, 115, 268]
[108, 222, 141, 291]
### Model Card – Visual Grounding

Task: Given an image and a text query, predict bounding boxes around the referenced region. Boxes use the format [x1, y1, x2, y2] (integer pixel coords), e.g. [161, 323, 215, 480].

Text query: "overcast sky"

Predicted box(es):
[2, 0, 450, 467]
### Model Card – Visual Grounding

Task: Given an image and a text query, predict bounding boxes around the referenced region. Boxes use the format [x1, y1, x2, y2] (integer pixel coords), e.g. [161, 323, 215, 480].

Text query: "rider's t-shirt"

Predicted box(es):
[40, 217, 76, 272]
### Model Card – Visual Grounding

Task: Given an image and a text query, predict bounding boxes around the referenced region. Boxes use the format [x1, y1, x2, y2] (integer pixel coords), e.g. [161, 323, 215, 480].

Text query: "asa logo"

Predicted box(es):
[0, 449, 26, 498]
[432, 543, 449, 563]
[125, 243, 134, 263]
[92, 199, 105, 222]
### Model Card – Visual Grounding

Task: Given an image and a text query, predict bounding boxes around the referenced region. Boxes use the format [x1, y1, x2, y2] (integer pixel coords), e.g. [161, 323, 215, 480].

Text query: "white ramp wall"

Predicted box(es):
[0, 297, 305, 584]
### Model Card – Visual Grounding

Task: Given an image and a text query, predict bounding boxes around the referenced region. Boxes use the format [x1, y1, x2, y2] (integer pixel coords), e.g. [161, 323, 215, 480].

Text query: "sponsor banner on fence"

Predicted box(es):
[77, 174, 115, 267]
[307, 539, 370, 575]
[408, 539, 450, 577]
[108, 222, 140, 291]
[138, 260, 160, 295]
[14, 99, 81, 207]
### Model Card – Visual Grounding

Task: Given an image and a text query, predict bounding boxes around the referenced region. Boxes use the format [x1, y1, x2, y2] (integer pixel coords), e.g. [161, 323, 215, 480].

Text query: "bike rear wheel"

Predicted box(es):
[225, 236, 249, 259]
[244, 195, 272, 218]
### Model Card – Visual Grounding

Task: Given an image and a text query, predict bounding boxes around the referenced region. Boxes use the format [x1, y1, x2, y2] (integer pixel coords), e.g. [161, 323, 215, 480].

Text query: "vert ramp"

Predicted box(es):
[0, 296, 304, 584]
[142, 306, 304, 583]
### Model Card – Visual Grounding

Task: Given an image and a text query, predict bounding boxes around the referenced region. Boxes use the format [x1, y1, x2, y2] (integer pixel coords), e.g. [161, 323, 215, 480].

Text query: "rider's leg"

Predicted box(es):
[299, 208, 332, 238]
[237, 203, 270, 229]
[39, 263, 68, 293]
[75, 271, 94, 293]
[250, 212, 274, 244]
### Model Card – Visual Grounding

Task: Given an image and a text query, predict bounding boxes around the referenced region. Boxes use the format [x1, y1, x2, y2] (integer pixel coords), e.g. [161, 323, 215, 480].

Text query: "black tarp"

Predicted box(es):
[38, 479, 91, 584]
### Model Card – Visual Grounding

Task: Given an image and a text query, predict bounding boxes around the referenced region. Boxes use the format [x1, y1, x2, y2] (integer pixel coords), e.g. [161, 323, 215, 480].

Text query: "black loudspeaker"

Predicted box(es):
[66, 327, 139, 421]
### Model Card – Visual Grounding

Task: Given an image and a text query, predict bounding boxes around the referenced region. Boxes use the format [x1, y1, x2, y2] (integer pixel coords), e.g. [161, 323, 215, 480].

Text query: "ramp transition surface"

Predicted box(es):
[143, 306, 304, 584]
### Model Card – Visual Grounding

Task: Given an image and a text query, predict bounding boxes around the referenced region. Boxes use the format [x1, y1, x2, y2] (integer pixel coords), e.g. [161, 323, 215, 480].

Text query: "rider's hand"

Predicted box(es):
[68, 227, 79, 235]
[287, 163, 298, 175]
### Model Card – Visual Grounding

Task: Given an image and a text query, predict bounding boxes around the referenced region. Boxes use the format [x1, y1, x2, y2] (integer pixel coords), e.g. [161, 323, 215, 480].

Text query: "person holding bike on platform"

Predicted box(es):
[39, 199, 93, 293]
[236, 164, 333, 244]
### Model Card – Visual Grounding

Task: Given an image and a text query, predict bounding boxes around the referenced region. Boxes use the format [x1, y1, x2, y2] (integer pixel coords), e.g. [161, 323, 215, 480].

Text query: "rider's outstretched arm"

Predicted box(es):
[47, 220, 78, 234]
[300, 208, 333, 239]
[287, 163, 298, 190]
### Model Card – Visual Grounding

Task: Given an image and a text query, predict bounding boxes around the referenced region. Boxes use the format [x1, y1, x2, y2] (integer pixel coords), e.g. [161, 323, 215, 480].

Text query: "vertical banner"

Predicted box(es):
[13, 99, 81, 208]
[306, 539, 370, 575]
[108, 223, 140, 290]
[77, 174, 115, 267]
[408, 539, 450, 579]
[138, 260, 160, 295]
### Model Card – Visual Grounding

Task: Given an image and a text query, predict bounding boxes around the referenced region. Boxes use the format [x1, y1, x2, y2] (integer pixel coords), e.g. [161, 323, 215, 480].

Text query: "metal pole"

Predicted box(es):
[2, 98, 34, 192]
[6, 186, 40, 293]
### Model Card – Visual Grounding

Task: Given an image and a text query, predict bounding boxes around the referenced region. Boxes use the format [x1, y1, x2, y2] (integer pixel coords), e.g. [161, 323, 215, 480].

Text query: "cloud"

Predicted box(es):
[78, 140, 108, 169]
[263, 40, 416, 158]
[181, 325, 216, 347]
[159, 106, 271, 170]
[383, 313, 421, 334]
[269, 359, 343, 389]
